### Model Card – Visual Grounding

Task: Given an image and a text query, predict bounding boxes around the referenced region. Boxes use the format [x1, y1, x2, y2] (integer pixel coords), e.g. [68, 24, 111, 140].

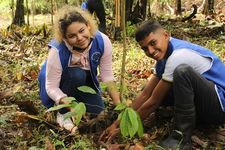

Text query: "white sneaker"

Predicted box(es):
[56, 112, 78, 133]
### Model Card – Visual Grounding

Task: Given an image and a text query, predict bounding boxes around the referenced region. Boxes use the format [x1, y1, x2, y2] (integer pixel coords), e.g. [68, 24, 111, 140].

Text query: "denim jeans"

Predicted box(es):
[59, 67, 104, 114]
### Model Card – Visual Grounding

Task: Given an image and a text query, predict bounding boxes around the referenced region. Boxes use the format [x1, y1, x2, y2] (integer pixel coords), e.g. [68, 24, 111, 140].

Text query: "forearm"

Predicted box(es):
[131, 92, 149, 111]
[131, 74, 160, 110]
[137, 99, 159, 120]
[105, 81, 120, 105]
[137, 79, 172, 119]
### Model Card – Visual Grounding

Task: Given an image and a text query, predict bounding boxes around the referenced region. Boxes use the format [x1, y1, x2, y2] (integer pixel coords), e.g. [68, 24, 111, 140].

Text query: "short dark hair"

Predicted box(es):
[135, 20, 162, 42]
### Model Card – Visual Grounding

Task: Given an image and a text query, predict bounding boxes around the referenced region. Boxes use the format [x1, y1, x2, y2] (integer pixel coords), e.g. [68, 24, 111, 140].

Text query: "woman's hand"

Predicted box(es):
[59, 97, 72, 105]
[59, 97, 73, 111]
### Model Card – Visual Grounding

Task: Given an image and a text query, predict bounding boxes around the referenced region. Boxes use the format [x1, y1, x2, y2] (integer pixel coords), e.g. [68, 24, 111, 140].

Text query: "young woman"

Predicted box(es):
[38, 5, 120, 132]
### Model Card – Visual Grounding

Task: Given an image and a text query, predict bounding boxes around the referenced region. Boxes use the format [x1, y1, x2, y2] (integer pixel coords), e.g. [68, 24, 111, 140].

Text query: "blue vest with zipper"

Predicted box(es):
[38, 31, 104, 108]
[156, 37, 225, 112]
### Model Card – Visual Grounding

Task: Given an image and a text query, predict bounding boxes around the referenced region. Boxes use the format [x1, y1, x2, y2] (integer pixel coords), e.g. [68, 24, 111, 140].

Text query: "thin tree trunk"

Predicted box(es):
[26, 0, 29, 25]
[31, 0, 35, 25]
[11, 0, 14, 20]
[198, 0, 206, 13]
[166, 1, 174, 15]
[51, 0, 54, 25]
[148, 0, 151, 17]
[208, 0, 214, 14]
[120, 0, 127, 102]
[203, 0, 214, 15]
[175, 0, 182, 16]
[12, 0, 25, 26]
[203, 0, 209, 15]
[114, 0, 121, 40]
[125, 0, 133, 21]
[115, 0, 120, 28]
[140, 0, 147, 20]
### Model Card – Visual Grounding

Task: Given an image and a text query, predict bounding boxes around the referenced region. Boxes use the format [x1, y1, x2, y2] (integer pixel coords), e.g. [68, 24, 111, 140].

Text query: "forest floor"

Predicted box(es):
[0, 15, 225, 149]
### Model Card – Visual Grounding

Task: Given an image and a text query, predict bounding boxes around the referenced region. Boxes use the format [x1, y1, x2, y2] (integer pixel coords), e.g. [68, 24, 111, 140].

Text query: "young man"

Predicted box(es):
[101, 21, 225, 149]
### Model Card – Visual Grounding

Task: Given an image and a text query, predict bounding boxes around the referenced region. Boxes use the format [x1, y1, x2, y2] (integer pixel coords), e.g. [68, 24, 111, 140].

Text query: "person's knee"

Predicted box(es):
[173, 64, 192, 79]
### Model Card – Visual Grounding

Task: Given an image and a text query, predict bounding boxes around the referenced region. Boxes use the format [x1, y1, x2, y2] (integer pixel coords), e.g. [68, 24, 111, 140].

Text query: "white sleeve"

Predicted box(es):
[46, 48, 67, 104]
[99, 33, 115, 82]
[162, 49, 212, 82]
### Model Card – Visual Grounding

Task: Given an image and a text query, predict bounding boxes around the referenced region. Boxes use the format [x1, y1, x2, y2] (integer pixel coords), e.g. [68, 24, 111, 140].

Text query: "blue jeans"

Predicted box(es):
[60, 67, 104, 114]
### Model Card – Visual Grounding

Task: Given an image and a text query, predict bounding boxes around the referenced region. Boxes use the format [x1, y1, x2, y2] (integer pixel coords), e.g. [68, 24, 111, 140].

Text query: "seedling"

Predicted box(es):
[47, 86, 97, 125]
[115, 103, 143, 138]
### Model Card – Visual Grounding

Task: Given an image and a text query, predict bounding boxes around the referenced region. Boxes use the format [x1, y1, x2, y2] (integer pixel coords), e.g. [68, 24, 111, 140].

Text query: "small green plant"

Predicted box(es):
[115, 103, 143, 138]
[71, 136, 96, 150]
[0, 115, 7, 127]
[47, 86, 97, 126]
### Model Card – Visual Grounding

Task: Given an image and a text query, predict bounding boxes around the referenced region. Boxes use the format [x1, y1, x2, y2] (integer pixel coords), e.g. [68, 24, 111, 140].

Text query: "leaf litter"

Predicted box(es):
[0, 20, 225, 149]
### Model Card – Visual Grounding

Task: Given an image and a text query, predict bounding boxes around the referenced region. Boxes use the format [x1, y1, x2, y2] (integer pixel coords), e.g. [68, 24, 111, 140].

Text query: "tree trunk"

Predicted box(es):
[26, 0, 29, 25]
[31, 0, 35, 25]
[198, 0, 206, 13]
[175, 0, 182, 16]
[208, 0, 214, 14]
[51, 0, 54, 25]
[125, 0, 133, 21]
[140, 0, 147, 20]
[203, 0, 214, 15]
[166, 1, 174, 15]
[114, 0, 121, 40]
[148, 0, 151, 17]
[120, 0, 127, 102]
[11, 0, 14, 20]
[12, 0, 25, 26]
[65, 0, 68, 4]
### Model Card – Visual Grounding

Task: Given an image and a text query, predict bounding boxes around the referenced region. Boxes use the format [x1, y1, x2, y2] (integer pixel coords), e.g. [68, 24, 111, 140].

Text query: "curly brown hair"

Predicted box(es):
[53, 5, 98, 42]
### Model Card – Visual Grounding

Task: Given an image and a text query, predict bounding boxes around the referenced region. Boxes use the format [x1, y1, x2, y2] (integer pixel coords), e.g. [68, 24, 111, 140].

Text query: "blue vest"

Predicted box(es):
[156, 37, 225, 112]
[38, 31, 104, 108]
[81, 1, 88, 10]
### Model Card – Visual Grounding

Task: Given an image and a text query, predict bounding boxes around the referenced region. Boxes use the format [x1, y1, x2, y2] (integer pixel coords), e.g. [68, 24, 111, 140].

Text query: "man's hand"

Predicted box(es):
[99, 121, 120, 143]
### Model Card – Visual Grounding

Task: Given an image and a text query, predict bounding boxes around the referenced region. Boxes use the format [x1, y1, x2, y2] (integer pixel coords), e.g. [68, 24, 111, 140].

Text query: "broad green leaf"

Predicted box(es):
[120, 109, 129, 137]
[64, 111, 77, 120]
[118, 111, 124, 120]
[74, 103, 86, 125]
[74, 103, 86, 115]
[77, 86, 96, 94]
[127, 108, 138, 129]
[46, 104, 72, 112]
[136, 112, 144, 137]
[63, 97, 76, 102]
[127, 108, 138, 137]
[64, 103, 86, 125]
[114, 103, 127, 111]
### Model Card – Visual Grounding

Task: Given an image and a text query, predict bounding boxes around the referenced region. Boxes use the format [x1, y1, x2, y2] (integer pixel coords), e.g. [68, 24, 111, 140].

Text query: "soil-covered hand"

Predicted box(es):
[99, 121, 120, 143]
[59, 97, 73, 111]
